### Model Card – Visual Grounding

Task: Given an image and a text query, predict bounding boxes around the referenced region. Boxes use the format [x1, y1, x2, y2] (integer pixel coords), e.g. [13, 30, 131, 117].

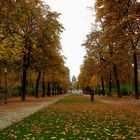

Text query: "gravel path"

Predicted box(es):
[0, 95, 68, 130]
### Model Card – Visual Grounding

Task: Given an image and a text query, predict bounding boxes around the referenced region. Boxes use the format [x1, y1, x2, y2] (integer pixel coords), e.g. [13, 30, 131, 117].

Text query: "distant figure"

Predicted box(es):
[90, 90, 94, 102]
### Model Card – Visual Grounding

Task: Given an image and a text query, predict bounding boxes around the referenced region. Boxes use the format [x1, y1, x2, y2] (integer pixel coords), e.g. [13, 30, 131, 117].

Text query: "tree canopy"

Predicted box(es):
[79, 0, 140, 99]
[0, 0, 70, 101]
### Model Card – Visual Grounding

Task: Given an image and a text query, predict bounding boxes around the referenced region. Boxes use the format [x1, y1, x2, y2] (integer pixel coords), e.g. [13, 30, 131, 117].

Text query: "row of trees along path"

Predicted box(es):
[79, 0, 140, 100]
[0, 0, 70, 103]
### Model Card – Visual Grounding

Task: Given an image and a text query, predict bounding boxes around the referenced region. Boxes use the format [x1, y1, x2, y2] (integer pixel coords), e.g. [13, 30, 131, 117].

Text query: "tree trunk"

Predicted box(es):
[56, 83, 59, 95]
[109, 73, 112, 96]
[133, 53, 139, 99]
[113, 64, 121, 97]
[4, 72, 7, 104]
[55, 83, 57, 95]
[35, 71, 41, 98]
[47, 82, 51, 96]
[101, 77, 105, 96]
[21, 38, 31, 101]
[52, 82, 55, 95]
[22, 67, 27, 101]
[42, 71, 45, 97]
[42, 80, 45, 97]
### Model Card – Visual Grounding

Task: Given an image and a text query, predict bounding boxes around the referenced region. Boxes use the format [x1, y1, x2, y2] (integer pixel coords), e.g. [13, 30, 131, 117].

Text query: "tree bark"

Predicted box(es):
[4, 72, 7, 104]
[47, 82, 51, 96]
[101, 77, 105, 96]
[55, 83, 57, 95]
[35, 71, 41, 98]
[133, 53, 139, 99]
[109, 73, 112, 96]
[42, 71, 45, 97]
[55, 82, 60, 94]
[21, 38, 31, 101]
[22, 67, 27, 101]
[113, 64, 121, 97]
[52, 82, 55, 95]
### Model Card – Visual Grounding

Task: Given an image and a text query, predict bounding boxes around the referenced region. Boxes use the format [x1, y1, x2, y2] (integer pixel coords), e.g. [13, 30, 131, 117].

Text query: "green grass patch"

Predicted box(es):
[0, 95, 140, 139]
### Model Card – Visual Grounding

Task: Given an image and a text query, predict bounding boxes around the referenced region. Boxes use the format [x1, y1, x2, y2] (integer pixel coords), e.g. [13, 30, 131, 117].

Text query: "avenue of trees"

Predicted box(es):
[79, 0, 140, 99]
[0, 0, 70, 103]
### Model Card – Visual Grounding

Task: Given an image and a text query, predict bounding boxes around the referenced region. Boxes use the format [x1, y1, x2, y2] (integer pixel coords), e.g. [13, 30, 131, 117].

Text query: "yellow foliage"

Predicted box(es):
[0, 36, 23, 64]
[89, 75, 100, 89]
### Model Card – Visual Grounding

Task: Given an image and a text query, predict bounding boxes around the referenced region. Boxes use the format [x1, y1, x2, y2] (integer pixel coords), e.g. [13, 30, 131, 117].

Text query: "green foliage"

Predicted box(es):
[12, 86, 22, 96]
[105, 85, 133, 96]
[120, 85, 133, 96]
[105, 87, 116, 96]
[26, 87, 35, 96]
[0, 86, 3, 93]
[121, 86, 128, 96]
[8, 86, 36, 96]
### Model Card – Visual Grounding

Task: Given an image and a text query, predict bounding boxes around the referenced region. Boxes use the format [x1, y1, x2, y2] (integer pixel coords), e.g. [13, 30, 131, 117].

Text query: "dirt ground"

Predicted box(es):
[0, 94, 140, 130]
[0, 94, 68, 130]
[95, 95, 140, 116]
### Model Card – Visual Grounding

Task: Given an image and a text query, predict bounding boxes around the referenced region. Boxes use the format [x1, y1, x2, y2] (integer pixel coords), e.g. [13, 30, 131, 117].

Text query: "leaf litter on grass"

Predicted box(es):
[0, 95, 140, 139]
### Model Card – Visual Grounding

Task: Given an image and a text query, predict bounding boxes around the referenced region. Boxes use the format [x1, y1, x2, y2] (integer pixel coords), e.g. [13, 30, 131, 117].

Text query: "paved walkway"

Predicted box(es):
[0, 94, 68, 130]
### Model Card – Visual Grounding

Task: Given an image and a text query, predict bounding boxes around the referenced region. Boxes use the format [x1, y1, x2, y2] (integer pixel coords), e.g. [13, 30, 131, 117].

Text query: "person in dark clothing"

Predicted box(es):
[86, 87, 94, 102]
[90, 90, 94, 102]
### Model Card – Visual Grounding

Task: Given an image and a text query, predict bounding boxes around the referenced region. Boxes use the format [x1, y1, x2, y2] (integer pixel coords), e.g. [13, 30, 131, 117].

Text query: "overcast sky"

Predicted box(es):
[44, 0, 94, 79]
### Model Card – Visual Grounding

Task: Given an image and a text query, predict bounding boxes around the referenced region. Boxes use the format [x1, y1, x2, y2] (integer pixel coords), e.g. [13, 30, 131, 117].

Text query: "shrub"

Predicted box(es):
[10, 86, 22, 96]
[27, 87, 35, 96]
[121, 85, 133, 96]
[121, 86, 128, 96]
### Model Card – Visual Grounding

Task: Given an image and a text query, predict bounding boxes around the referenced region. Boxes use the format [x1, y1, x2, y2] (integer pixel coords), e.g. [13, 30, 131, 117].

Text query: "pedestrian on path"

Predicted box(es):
[90, 91, 94, 102]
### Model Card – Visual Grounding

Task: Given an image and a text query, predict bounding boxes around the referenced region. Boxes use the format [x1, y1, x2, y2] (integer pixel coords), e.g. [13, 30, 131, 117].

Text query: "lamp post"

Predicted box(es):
[4, 68, 7, 104]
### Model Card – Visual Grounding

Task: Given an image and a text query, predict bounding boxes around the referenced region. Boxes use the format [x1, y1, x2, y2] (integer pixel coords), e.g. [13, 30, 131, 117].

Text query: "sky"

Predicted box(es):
[44, 0, 95, 79]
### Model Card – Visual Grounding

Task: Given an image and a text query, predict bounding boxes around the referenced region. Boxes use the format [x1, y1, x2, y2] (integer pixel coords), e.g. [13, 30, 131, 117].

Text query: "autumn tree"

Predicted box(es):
[78, 55, 97, 93]
[82, 26, 106, 95]
[45, 54, 70, 95]
[30, 10, 64, 98]
[95, 0, 140, 99]
[0, 0, 68, 101]
[80, 1, 136, 97]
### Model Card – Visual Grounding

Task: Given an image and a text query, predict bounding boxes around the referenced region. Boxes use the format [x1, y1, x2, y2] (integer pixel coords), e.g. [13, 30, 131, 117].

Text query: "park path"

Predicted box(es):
[1, 94, 140, 130]
[0, 94, 68, 130]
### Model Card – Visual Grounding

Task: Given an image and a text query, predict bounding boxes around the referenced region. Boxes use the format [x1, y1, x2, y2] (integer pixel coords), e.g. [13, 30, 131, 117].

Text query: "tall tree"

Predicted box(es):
[95, 0, 140, 99]
[0, 0, 66, 101]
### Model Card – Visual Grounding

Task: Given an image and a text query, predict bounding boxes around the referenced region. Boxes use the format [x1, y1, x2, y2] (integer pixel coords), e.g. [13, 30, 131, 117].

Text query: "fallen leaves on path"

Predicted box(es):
[0, 95, 140, 139]
[0, 94, 65, 111]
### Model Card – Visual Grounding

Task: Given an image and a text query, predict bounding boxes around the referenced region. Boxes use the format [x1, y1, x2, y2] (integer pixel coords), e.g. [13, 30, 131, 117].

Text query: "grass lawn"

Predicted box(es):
[0, 94, 140, 140]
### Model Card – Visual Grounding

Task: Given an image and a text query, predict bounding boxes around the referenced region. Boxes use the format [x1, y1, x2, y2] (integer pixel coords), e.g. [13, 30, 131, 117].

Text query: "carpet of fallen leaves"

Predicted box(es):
[0, 94, 140, 140]
[0, 94, 65, 109]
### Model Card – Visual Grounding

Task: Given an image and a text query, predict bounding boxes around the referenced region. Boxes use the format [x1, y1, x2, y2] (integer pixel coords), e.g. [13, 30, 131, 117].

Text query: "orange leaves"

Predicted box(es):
[89, 74, 100, 89]
[0, 95, 140, 139]
[0, 0, 68, 95]
[80, 0, 140, 94]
